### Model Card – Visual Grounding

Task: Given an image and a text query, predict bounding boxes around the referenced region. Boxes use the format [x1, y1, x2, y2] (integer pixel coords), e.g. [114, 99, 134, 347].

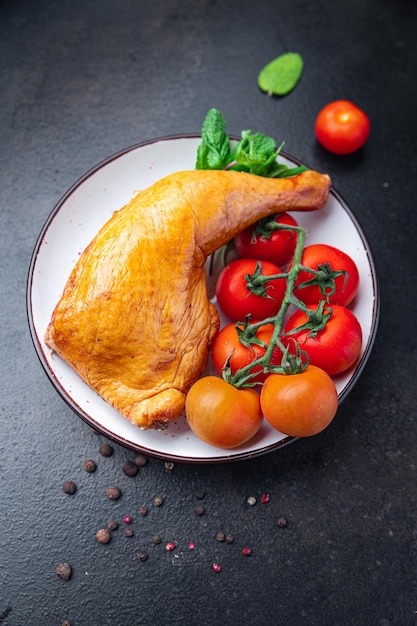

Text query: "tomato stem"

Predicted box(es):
[229, 225, 308, 387]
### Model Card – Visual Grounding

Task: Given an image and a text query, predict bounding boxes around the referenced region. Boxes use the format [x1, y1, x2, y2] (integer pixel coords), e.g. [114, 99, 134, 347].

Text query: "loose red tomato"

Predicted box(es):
[235, 212, 299, 267]
[215, 258, 286, 321]
[185, 376, 263, 448]
[260, 366, 338, 437]
[315, 100, 370, 155]
[211, 321, 281, 383]
[284, 303, 362, 376]
[292, 243, 359, 307]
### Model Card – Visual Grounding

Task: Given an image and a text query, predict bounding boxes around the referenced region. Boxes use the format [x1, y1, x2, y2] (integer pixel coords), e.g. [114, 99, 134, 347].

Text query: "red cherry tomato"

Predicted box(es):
[211, 321, 281, 383]
[260, 366, 338, 437]
[315, 100, 370, 155]
[235, 212, 299, 267]
[185, 376, 263, 448]
[215, 258, 286, 321]
[283, 304, 362, 376]
[292, 243, 360, 307]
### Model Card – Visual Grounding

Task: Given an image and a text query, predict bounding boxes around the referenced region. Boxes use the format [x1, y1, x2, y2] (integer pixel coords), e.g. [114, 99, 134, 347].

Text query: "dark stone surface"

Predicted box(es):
[1, 0, 416, 624]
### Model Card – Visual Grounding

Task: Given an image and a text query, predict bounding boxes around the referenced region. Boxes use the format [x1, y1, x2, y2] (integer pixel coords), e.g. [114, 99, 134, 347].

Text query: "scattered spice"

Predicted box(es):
[83, 459, 96, 473]
[164, 461, 174, 473]
[212, 563, 222, 573]
[96, 529, 111, 544]
[188, 542, 195, 550]
[165, 542, 175, 551]
[247, 496, 257, 506]
[107, 520, 118, 531]
[55, 562, 72, 580]
[195, 489, 205, 500]
[216, 532, 225, 542]
[225, 533, 234, 544]
[124, 515, 133, 525]
[276, 516, 288, 528]
[194, 504, 204, 516]
[99, 443, 113, 457]
[137, 551, 148, 561]
[134, 454, 147, 467]
[139, 505, 148, 516]
[124, 529, 134, 537]
[62, 481, 76, 495]
[106, 486, 121, 500]
[152, 535, 161, 544]
[62, 621, 71, 626]
[153, 496, 163, 507]
[260, 493, 270, 504]
[241, 547, 252, 556]
[122, 460, 138, 477]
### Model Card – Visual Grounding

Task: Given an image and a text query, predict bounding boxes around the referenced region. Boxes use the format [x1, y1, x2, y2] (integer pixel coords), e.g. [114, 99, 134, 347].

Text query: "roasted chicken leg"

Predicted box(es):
[45, 169, 331, 428]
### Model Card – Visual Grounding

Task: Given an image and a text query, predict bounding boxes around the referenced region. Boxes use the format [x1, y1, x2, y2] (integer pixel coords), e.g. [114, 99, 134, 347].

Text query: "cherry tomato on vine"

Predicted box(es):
[185, 376, 263, 448]
[260, 366, 338, 437]
[235, 212, 299, 267]
[283, 303, 362, 376]
[215, 258, 286, 321]
[292, 243, 360, 307]
[315, 100, 370, 155]
[211, 321, 281, 383]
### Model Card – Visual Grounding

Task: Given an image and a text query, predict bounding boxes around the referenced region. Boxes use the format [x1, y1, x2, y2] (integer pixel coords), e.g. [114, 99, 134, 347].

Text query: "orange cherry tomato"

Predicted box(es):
[260, 366, 338, 437]
[315, 100, 370, 155]
[185, 376, 263, 448]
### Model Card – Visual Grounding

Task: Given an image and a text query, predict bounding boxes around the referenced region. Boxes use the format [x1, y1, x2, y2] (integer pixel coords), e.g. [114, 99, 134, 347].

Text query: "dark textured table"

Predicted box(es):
[1, 0, 416, 624]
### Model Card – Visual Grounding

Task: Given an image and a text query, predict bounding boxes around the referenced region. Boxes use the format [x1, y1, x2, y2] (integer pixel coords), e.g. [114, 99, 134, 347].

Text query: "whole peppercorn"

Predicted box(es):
[135, 454, 147, 467]
[107, 520, 119, 531]
[225, 533, 234, 544]
[122, 460, 138, 477]
[276, 516, 288, 528]
[212, 563, 222, 573]
[123, 515, 133, 525]
[247, 496, 256, 506]
[55, 562, 72, 580]
[241, 547, 252, 556]
[96, 529, 111, 544]
[62, 481, 76, 495]
[164, 461, 174, 473]
[83, 459, 96, 473]
[124, 529, 134, 537]
[99, 443, 113, 457]
[139, 505, 148, 516]
[195, 489, 205, 500]
[106, 486, 121, 500]
[137, 551, 148, 561]
[152, 535, 161, 544]
[194, 504, 205, 516]
[216, 532, 225, 542]
[153, 496, 163, 507]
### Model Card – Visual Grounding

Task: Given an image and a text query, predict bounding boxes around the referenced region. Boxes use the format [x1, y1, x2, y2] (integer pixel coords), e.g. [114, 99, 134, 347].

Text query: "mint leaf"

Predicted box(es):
[196, 108, 231, 170]
[258, 52, 303, 96]
[195, 108, 307, 178]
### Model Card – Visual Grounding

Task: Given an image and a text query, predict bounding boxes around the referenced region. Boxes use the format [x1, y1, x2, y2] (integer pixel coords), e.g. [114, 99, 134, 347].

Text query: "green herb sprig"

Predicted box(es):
[196, 108, 307, 178]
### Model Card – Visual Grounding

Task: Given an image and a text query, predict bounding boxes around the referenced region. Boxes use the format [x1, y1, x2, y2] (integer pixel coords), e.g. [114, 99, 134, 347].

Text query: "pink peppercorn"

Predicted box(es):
[212, 563, 222, 573]
[260, 493, 270, 504]
[241, 547, 252, 556]
[165, 542, 175, 551]
[188, 542, 195, 550]
[124, 515, 132, 525]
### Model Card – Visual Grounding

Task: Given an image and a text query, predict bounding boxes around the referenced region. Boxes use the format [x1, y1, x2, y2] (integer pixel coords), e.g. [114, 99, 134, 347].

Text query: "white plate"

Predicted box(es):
[27, 135, 380, 463]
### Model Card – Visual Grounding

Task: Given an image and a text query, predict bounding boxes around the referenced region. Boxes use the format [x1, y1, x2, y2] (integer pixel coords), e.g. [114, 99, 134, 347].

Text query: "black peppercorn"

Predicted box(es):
[135, 454, 147, 467]
[225, 533, 234, 544]
[83, 459, 96, 473]
[99, 443, 113, 457]
[122, 460, 138, 477]
[62, 481, 76, 495]
[107, 520, 119, 531]
[276, 516, 288, 528]
[194, 504, 204, 516]
[137, 551, 148, 561]
[139, 505, 148, 516]
[106, 486, 121, 500]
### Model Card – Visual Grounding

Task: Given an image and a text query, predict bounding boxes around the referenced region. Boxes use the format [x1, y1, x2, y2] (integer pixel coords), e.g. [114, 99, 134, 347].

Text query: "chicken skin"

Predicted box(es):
[45, 169, 331, 428]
